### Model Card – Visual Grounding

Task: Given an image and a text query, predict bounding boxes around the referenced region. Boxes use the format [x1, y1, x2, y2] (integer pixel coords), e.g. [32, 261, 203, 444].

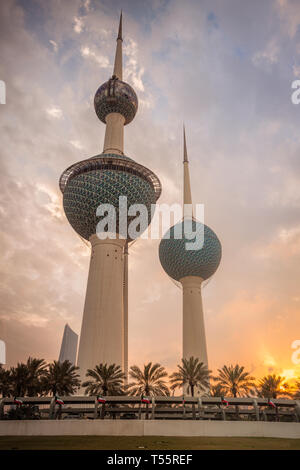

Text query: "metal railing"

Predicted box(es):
[59, 155, 162, 200]
[1, 396, 300, 422]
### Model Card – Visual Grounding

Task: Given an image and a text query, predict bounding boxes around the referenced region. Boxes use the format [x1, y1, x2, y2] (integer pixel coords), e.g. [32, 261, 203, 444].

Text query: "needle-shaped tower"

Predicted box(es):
[159, 127, 221, 367]
[60, 13, 161, 381]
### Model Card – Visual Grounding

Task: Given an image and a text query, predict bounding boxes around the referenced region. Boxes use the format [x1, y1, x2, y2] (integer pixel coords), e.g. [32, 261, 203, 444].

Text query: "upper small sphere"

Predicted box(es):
[159, 220, 222, 281]
[94, 77, 138, 125]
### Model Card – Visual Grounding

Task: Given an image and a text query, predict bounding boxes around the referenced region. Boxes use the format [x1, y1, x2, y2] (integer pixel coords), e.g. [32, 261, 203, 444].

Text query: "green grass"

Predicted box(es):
[0, 436, 300, 450]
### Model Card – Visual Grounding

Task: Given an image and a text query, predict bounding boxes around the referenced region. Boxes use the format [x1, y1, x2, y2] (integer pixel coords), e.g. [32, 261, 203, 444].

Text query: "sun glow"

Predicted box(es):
[281, 369, 297, 381]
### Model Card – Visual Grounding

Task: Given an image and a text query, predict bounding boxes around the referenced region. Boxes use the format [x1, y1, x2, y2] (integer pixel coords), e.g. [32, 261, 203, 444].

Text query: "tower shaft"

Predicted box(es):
[103, 113, 125, 155]
[123, 242, 129, 383]
[77, 235, 126, 382]
[181, 276, 208, 366]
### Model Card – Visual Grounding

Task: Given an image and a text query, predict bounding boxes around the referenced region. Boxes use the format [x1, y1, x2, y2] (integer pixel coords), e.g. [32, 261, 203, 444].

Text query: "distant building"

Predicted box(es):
[58, 324, 78, 365]
[0, 340, 6, 365]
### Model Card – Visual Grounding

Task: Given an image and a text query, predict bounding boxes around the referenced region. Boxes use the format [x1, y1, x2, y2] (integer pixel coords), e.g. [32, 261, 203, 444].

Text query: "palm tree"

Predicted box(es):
[0, 366, 11, 397]
[26, 357, 47, 396]
[213, 364, 255, 397]
[42, 360, 80, 396]
[256, 374, 290, 399]
[209, 383, 225, 397]
[127, 362, 169, 397]
[82, 363, 125, 396]
[10, 363, 31, 397]
[294, 379, 300, 399]
[7, 357, 47, 397]
[169, 357, 211, 397]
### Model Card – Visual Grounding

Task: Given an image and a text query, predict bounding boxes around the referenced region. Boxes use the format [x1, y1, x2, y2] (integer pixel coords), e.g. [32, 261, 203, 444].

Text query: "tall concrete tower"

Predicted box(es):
[60, 14, 161, 381]
[159, 127, 221, 367]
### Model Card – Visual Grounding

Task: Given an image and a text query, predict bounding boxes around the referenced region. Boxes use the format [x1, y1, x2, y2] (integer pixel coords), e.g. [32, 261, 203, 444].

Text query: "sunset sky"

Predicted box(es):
[0, 0, 300, 384]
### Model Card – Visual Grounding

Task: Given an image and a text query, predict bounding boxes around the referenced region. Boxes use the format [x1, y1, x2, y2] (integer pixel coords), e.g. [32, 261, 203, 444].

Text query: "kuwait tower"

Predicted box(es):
[159, 127, 221, 367]
[60, 14, 161, 381]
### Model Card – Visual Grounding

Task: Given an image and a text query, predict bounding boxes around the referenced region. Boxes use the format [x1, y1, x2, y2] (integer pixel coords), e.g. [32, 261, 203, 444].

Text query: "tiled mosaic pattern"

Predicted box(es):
[63, 166, 156, 240]
[159, 220, 222, 281]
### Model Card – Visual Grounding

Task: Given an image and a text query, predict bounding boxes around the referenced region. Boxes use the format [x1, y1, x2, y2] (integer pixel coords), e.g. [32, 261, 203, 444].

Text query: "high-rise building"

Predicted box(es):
[58, 324, 78, 365]
[59, 14, 161, 381]
[159, 127, 221, 367]
[0, 340, 5, 365]
[0, 319, 6, 365]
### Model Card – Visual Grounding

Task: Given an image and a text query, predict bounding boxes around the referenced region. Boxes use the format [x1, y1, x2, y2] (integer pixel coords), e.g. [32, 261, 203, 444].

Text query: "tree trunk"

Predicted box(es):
[145, 387, 150, 420]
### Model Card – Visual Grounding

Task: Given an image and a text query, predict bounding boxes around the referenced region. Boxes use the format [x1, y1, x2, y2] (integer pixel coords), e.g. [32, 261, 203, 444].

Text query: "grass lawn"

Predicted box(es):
[0, 436, 300, 450]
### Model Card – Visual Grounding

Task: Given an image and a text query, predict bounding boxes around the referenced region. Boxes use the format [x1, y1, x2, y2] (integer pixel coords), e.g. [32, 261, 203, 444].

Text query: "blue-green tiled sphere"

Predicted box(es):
[94, 78, 138, 125]
[159, 220, 222, 281]
[63, 154, 157, 241]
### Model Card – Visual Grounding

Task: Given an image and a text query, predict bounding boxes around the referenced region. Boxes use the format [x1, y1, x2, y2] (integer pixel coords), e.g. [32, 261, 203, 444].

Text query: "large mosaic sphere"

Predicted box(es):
[62, 154, 158, 241]
[94, 77, 138, 125]
[159, 220, 222, 281]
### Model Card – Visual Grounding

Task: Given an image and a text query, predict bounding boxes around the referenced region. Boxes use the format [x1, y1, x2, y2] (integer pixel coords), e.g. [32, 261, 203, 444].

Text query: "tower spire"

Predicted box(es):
[113, 11, 123, 80]
[183, 124, 188, 163]
[183, 125, 193, 219]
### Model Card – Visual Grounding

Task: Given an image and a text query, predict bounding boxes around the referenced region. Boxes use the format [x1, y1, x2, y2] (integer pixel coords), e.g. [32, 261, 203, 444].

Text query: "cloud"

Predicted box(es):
[73, 16, 84, 34]
[69, 140, 84, 150]
[124, 39, 145, 92]
[49, 40, 58, 52]
[46, 106, 63, 119]
[35, 183, 63, 220]
[293, 64, 300, 76]
[276, 0, 300, 38]
[83, 0, 91, 13]
[80, 45, 110, 68]
[252, 39, 280, 67]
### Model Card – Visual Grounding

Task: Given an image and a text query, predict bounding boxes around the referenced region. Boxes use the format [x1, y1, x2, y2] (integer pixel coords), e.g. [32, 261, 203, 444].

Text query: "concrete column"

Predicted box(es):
[180, 276, 208, 367]
[103, 113, 125, 155]
[123, 243, 129, 383]
[77, 234, 126, 384]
